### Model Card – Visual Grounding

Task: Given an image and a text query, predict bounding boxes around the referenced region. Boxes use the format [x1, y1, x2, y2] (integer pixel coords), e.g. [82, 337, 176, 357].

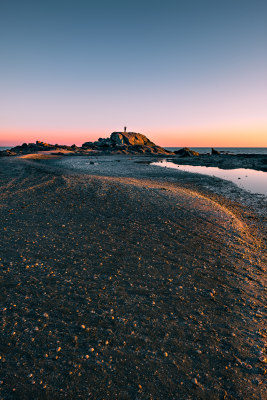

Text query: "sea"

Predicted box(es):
[0, 147, 12, 151]
[1, 146, 267, 154]
[166, 147, 267, 155]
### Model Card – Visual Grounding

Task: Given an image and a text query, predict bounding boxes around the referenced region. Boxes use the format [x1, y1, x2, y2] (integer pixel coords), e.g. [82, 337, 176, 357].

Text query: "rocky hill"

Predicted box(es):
[0, 132, 173, 156]
[0, 141, 75, 156]
[111, 132, 156, 146]
[82, 132, 172, 154]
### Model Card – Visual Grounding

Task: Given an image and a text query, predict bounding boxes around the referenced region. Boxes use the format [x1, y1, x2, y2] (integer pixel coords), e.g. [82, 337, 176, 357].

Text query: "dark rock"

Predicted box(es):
[0, 150, 17, 157]
[81, 142, 93, 149]
[2, 131, 173, 157]
[1, 141, 72, 156]
[212, 148, 221, 155]
[174, 147, 199, 157]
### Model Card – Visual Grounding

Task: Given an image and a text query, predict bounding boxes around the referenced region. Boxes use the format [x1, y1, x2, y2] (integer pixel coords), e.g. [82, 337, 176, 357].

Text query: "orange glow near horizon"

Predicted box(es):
[149, 126, 267, 147]
[0, 126, 266, 148]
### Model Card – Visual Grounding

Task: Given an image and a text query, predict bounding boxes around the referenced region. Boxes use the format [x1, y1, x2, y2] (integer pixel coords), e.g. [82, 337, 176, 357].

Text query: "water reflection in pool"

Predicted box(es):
[151, 161, 267, 198]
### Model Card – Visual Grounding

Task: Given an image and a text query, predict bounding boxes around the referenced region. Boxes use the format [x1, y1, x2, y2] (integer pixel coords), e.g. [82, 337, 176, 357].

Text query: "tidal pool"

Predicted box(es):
[151, 161, 267, 198]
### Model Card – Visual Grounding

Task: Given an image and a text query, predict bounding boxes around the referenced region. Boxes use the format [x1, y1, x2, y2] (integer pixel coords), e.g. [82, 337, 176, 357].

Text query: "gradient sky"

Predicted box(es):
[0, 0, 266, 146]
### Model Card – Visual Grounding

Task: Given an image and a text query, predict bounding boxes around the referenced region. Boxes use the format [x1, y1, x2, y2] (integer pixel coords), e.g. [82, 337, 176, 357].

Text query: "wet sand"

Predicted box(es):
[0, 156, 266, 399]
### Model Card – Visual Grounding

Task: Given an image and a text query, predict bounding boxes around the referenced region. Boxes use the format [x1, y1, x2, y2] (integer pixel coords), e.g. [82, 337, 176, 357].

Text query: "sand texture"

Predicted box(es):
[0, 157, 266, 399]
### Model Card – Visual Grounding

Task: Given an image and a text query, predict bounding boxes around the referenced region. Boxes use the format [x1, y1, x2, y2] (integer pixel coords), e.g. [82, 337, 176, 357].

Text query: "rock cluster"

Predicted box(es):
[0, 132, 173, 156]
[211, 148, 221, 155]
[0, 141, 75, 156]
[82, 132, 172, 154]
[174, 147, 199, 157]
[0, 135, 223, 158]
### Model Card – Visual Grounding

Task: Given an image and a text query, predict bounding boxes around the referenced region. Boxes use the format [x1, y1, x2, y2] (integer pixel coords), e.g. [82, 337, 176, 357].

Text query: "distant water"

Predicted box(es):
[166, 147, 267, 155]
[0, 147, 11, 151]
[1, 146, 267, 155]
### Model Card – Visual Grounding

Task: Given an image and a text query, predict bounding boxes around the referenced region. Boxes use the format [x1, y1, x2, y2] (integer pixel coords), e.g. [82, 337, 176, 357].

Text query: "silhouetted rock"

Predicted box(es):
[82, 141, 94, 149]
[0, 150, 17, 157]
[211, 148, 221, 155]
[0, 131, 172, 157]
[174, 147, 199, 157]
[0, 141, 74, 156]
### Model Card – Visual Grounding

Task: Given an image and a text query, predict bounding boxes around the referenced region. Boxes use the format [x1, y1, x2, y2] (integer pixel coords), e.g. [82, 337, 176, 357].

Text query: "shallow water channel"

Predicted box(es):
[151, 160, 267, 198]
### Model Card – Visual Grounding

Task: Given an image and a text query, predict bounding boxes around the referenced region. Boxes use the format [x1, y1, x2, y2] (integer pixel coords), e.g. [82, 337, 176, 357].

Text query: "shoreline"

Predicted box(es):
[166, 153, 267, 173]
[1, 145, 267, 172]
[51, 154, 267, 219]
[0, 156, 266, 399]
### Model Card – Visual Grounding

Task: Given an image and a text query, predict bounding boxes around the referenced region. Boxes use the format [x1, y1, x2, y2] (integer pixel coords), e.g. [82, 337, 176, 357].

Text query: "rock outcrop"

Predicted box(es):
[0, 141, 74, 156]
[82, 132, 172, 154]
[211, 148, 221, 155]
[0, 132, 172, 156]
[110, 132, 156, 146]
[174, 147, 199, 157]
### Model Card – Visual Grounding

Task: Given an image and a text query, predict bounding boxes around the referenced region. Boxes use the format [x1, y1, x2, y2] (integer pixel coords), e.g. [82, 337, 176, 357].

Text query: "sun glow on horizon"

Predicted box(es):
[1, 125, 266, 148]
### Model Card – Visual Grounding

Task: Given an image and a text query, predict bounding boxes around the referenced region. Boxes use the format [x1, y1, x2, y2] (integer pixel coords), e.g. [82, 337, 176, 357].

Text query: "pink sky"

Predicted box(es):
[1, 126, 266, 148]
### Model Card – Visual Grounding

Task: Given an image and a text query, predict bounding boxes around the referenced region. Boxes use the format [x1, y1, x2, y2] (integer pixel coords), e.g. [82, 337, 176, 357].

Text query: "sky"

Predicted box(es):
[0, 0, 266, 147]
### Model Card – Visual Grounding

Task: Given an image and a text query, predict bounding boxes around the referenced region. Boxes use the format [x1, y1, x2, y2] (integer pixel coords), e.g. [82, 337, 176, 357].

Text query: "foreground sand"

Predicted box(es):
[0, 156, 266, 399]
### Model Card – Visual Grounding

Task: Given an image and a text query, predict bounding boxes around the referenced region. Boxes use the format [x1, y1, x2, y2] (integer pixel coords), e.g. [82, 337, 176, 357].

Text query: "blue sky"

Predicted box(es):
[1, 0, 266, 146]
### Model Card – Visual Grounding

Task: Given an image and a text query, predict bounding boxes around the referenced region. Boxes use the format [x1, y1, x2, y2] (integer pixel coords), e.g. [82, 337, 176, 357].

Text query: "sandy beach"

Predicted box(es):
[0, 155, 266, 399]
